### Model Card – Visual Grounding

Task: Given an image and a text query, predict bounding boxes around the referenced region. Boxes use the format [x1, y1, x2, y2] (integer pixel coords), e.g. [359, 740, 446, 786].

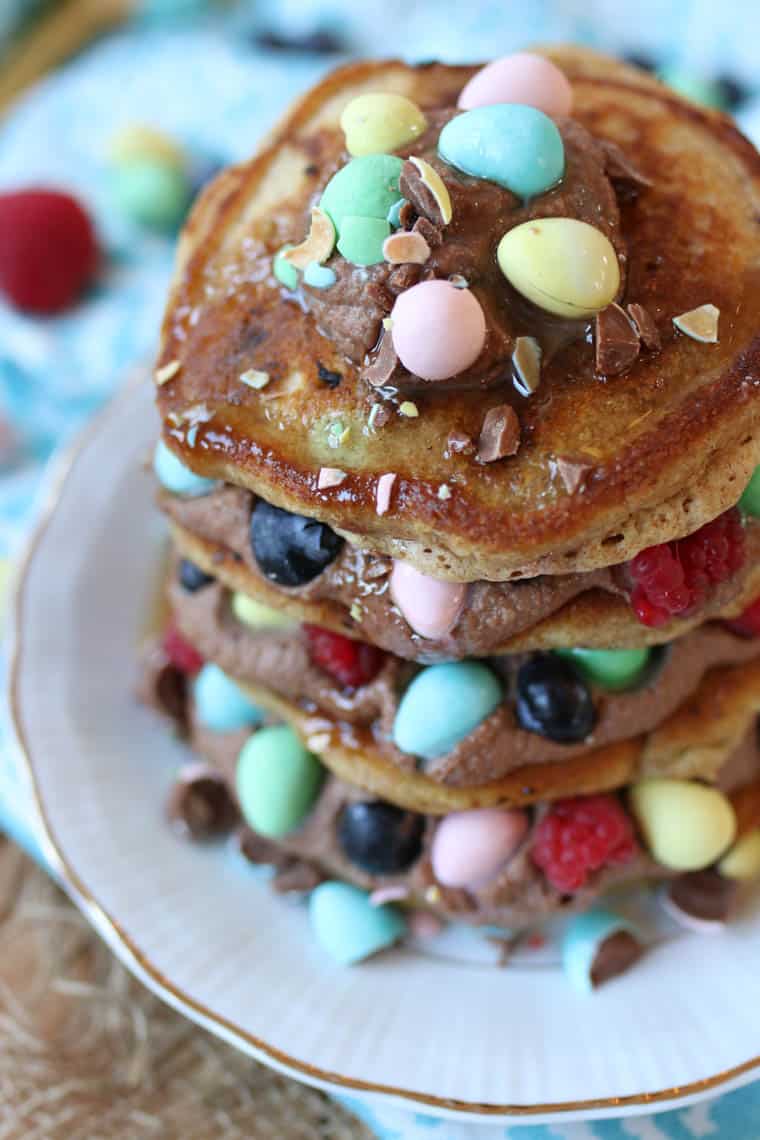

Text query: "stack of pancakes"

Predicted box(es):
[144, 46, 760, 979]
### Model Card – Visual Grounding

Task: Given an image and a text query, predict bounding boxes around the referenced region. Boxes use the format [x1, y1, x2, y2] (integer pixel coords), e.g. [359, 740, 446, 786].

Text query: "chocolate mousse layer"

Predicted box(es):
[168, 564, 760, 787]
[162, 484, 760, 662]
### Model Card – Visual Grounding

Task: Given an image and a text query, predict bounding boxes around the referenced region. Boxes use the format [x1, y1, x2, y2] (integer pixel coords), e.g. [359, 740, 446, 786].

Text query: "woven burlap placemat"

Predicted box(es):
[0, 836, 372, 1139]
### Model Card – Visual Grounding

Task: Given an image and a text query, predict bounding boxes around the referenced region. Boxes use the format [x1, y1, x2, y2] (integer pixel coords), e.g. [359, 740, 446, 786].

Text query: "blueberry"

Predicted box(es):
[515, 653, 596, 743]
[178, 559, 214, 592]
[338, 801, 425, 874]
[250, 500, 343, 586]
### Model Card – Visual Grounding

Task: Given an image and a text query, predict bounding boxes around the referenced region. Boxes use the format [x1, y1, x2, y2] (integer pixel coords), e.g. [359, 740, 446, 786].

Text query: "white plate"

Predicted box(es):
[8, 379, 760, 1126]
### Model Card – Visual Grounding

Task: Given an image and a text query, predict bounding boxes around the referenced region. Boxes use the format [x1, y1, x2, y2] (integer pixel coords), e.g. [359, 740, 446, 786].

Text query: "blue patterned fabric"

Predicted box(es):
[1, 7, 760, 1137]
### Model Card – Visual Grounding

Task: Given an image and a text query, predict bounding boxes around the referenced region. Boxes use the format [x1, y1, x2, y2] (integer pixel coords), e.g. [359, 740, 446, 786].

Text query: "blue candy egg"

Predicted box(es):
[562, 908, 641, 993]
[154, 439, 215, 497]
[438, 104, 564, 199]
[194, 663, 264, 733]
[309, 881, 407, 965]
[392, 662, 503, 761]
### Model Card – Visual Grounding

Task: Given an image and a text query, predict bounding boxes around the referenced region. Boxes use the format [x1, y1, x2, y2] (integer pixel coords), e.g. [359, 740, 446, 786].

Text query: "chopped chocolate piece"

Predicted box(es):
[167, 767, 239, 840]
[366, 280, 395, 311]
[362, 333, 402, 389]
[512, 336, 542, 396]
[627, 303, 661, 351]
[589, 930, 644, 988]
[668, 868, 738, 922]
[155, 663, 188, 727]
[388, 263, 423, 294]
[555, 457, 592, 494]
[600, 140, 653, 189]
[236, 826, 290, 867]
[446, 429, 474, 456]
[399, 159, 446, 226]
[595, 302, 641, 376]
[272, 860, 324, 894]
[398, 200, 416, 230]
[476, 405, 520, 463]
[383, 231, 431, 265]
[317, 361, 342, 388]
[375, 472, 397, 516]
[412, 216, 443, 248]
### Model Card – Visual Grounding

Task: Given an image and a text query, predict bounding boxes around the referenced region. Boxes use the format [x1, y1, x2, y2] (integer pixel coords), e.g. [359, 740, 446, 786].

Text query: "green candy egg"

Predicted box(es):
[740, 466, 760, 517]
[319, 154, 404, 233]
[438, 104, 564, 199]
[555, 647, 651, 691]
[309, 882, 407, 965]
[273, 245, 298, 290]
[236, 725, 323, 838]
[336, 215, 390, 266]
[112, 158, 190, 230]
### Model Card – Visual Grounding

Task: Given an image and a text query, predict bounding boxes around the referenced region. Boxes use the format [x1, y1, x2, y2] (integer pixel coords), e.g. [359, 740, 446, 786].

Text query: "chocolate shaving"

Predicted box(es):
[668, 868, 738, 922]
[601, 140, 653, 189]
[236, 827, 289, 867]
[627, 303, 661, 351]
[589, 930, 644, 988]
[412, 216, 443, 248]
[272, 861, 324, 894]
[362, 333, 402, 389]
[398, 200, 416, 229]
[388, 263, 423, 294]
[595, 302, 641, 376]
[155, 664, 188, 728]
[555, 456, 592, 494]
[476, 405, 521, 463]
[167, 767, 239, 840]
[399, 159, 446, 226]
[446, 429, 474, 456]
[317, 361, 342, 388]
[365, 281, 395, 312]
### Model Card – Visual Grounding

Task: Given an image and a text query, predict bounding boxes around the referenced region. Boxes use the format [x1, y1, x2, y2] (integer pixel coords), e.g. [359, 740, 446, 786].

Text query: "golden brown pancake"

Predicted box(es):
[155, 47, 760, 581]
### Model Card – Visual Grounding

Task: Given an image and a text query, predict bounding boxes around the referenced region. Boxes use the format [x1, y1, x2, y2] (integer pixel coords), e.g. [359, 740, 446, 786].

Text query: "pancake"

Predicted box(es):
[142, 639, 760, 933]
[166, 494, 760, 657]
[154, 46, 760, 581]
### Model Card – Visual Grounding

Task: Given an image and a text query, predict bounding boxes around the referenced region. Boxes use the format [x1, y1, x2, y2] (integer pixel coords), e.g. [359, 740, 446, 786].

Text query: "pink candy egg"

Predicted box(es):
[390, 560, 466, 640]
[391, 280, 486, 381]
[431, 808, 530, 889]
[458, 52, 573, 118]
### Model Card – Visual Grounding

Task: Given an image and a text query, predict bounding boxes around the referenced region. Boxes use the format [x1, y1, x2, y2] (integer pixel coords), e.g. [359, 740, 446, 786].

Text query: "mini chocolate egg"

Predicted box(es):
[236, 724, 323, 838]
[497, 218, 620, 318]
[562, 909, 643, 993]
[231, 592, 298, 631]
[336, 214, 390, 266]
[554, 647, 651, 691]
[740, 465, 760, 516]
[458, 52, 573, 117]
[154, 439, 215, 496]
[319, 154, 404, 233]
[438, 104, 564, 199]
[340, 93, 427, 157]
[718, 830, 760, 881]
[390, 561, 466, 640]
[629, 779, 737, 871]
[309, 881, 407, 965]
[431, 808, 529, 888]
[194, 663, 264, 733]
[391, 280, 486, 381]
[393, 661, 502, 761]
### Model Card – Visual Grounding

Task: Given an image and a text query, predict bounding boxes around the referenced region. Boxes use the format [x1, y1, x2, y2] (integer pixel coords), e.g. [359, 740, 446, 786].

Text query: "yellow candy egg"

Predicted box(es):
[497, 218, 620, 318]
[231, 593, 297, 631]
[340, 93, 427, 158]
[718, 829, 760, 881]
[109, 124, 186, 170]
[629, 779, 736, 872]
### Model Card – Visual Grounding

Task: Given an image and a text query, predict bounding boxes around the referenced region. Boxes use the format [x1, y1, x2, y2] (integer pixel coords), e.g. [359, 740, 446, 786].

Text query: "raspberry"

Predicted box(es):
[304, 624, 384, 689]
[163, 625, 204, 676]
[724, 595, 760, 638]
[531, 794, 638, 893]
[0, 188, 99, 314]
[628, 507, 745, 627]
